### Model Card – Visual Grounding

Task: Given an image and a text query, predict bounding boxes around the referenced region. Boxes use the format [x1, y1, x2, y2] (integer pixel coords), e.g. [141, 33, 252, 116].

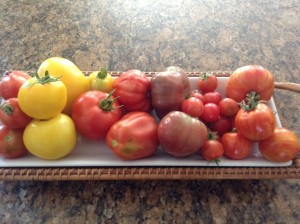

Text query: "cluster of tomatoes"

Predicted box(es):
[0, 58, 299, 164]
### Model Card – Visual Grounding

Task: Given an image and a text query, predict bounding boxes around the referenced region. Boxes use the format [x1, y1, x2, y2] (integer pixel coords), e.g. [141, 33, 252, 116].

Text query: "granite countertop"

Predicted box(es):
[0, 0, 299, 223]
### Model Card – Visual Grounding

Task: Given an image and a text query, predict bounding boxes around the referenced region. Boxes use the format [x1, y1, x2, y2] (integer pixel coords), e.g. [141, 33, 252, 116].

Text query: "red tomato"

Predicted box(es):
[200, 140, 224, 162]
[208, 116, 233, 136]
[0, 125, 27, 158]
[106, 112, 159, 160]
[259, 128, 300, 162]
[190, 90, 205, 102]
[218, 98, 239, 117]
[0, 71, 30, 100]
[198, 73, 218, 93]
[113, 70, 152, 112]
[181, 97, 204, 117]
[222, 132, 252, 160]
[72, 90, 123, 140]
[200, 103, 220, 123]
[0, 98, 32, 129]
[226, 65, 274, 102]
[235, 103, 275, 141]
[158, 111, 208, 157]
[203, 92, 222, 104]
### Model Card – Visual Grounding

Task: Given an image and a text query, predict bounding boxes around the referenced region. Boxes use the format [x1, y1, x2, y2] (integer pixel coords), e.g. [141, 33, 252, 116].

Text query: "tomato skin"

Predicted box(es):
[259, 128, 300, 162]
[72, 90, 123, 140]
[23, 113, 77, 160]
[235, 103, 275, 141]
[0, 125, 27, 159]
[198, 73, 218, 93]
[200, 103, 220, 123]
[158, 111, 208, 157]
[190, 90, 205, 102]
[89, 69, 114, 93]
[0, 71, 30, 100]
[203, 92, 222, 105]
[181, 97, 204, 117]
[113, 70, 151, 112]
[0, 98, 32, 129]
[106, 112, 159, 160]
[151, 67, 190, 119]
[218, 98, 239, 117]
[200, 140, 224, 161]
[208, 116, 233, 137]
[226, 65, 274, 102]
[222, 132, 252, 160]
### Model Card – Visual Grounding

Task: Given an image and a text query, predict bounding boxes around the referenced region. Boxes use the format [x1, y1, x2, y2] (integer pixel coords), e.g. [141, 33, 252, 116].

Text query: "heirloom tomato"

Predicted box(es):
[259, 128, 300, 162]
[18, 71, 67, 120]
[218, 98, 239, 117]
[106, 112, 159, 160]
[158, 111, 208, 157]
[0, 98, 32, 129]
[113, 69, 151, 112]
[222, 132, 252, 160]
[181, 97, 204, 117]
[89, 68, 114, 93]
[23, 113, 77, 160]
[0, 70, 30, 100]
[0, 125, 27, 159]
[226, 65, 274, 102]
[198, 73, 218, 93]
[72, 90, 123, 140]
[37, 57, 90, 115]
[151, 66, 190, 119]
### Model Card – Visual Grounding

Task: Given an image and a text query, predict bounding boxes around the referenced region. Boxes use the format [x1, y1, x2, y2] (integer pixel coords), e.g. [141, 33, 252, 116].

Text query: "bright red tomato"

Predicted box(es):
[259, 128, 300, 162]
[113, 70, 152, 112]
[235, 103, 275, 141]
[222, 132, 252, 160]
[0, 125, 27, 158]
[218, 98, 239, 117]
[203, 92, 222, 104]
[0, 98, 32, 129]
[208, 116, 233, 137]
[181, 97, 204, 117]
[200, 139, 224, 162]
[198, 73, 218, 93]
[226, 65, 274, 102]
[106, 112, 159, 160]
[72, 90, 123, 140]
[200, 103, 220, 123]
[190, 90, 205, 102]
[0, 71, 30, 100]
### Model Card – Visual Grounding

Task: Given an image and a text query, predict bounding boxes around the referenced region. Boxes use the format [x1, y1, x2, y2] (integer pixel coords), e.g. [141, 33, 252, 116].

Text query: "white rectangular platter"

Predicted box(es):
[0, 77, 292, 167]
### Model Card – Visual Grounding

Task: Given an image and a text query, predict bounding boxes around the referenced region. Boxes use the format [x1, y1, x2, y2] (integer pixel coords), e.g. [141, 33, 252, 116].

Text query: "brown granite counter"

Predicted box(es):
[0, 0, 299, 223]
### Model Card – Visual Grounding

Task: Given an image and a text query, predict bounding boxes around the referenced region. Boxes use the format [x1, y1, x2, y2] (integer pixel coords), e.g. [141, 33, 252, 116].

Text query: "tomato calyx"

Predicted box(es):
[239, 91, 267, 111]
[99, 90, 123, 111]
[0, 103, 13, 116]
[96, 67, 108, 79]
[208, 129, 218, 140]
[199, 72, 211, 81]
[26, 71, 62, 87]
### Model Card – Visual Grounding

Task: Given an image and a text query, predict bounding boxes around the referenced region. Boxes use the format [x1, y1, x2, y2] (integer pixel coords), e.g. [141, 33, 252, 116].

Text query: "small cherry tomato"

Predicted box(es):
[198, 73, 218, 93]
[208, 116, 233, 136]
[190, 90, 205, 102]
[89, 68, 114, 93]
[181, 97, 204, 117]
[200, 103, 220, 123]
[200, 131, 224, 163]
[218, 98, 239, 117]
[203, 91, 222, 104]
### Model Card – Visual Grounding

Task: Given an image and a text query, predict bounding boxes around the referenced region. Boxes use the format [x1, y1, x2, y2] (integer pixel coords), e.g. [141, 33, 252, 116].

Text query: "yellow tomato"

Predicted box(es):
[23, 113, 77, 160]
[37, 57, 90, 115]
[18, 73, 67, 120]
[89, 68, 114, 93]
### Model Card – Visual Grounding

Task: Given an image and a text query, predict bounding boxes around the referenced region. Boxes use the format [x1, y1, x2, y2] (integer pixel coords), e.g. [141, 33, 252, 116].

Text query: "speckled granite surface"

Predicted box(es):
[0, 0, 299, 223]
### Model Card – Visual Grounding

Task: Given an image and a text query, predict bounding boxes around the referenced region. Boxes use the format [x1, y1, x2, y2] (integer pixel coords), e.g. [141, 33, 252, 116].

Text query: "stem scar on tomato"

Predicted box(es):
[99, 89, 123, 111]
[0, 103, 14, 116]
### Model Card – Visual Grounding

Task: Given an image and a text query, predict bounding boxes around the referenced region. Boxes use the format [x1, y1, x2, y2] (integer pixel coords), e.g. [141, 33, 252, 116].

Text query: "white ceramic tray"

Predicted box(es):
[0, 77, 291, 168]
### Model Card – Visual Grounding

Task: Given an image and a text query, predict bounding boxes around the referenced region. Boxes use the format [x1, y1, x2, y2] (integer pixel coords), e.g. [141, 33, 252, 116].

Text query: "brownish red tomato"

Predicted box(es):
[259, 128, 300, 162]
[218, 98, 239, 117]
[181, 97, 204, 117]
[200, 131, 224, 163]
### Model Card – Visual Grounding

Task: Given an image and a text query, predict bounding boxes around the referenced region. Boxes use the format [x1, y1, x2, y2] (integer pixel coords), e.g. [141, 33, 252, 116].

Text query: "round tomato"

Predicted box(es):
[37, 57, 90, 115]
[208, 116, 233, 137]
[200, 103, 220, 123]
[218, 98, 239, 117]
[222, 132, 252, 160]
[114, 69, 151, 112]
[23, 113, 77, 160]
[0, 125, 27, 159]
[190, 90, 205, 102]
[72, 90, 123, 140]
[158, 111, 208, 157]
[106, 112, 159, 160]
[181, 97, 204, 117]
[89, 68, 114, 93]
[0, 98, 32, 129]
[235, 103, 275, 141]
[200, 139, 224, 162]
[18, 72, 67, 120]
[198, 73, 218, 93]
[226, 65, 274, 102]
[203, 92, 222, 105]
[0, 70, 30, 100]
[259, 128, 300, 162]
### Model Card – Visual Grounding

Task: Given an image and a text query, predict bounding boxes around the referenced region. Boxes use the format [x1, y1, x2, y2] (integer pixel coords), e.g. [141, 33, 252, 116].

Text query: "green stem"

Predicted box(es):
[97, 67, 108, 79]
[99, 89, 123, 111]
[26, 71, 62, 87]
